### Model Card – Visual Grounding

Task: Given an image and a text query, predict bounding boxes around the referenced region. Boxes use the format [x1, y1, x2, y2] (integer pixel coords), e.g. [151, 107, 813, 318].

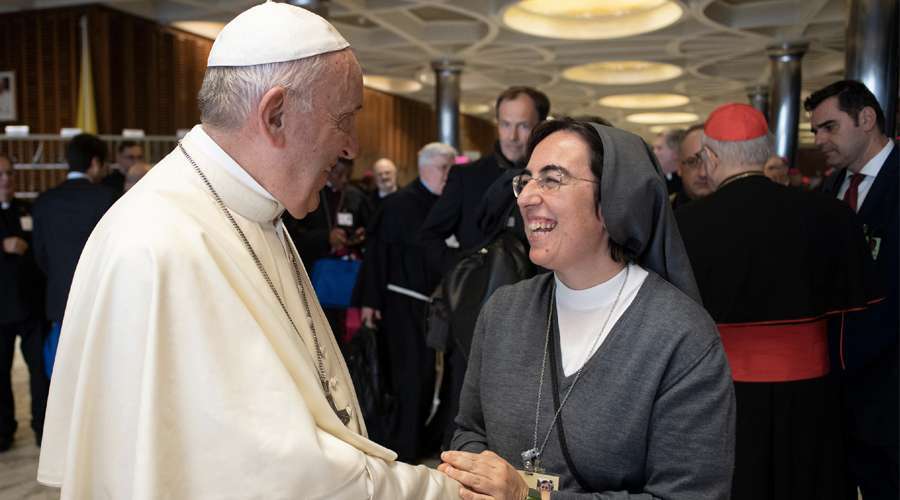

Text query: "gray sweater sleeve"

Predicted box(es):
[554, 339, 736, 500]
[450, 305, 489, 453]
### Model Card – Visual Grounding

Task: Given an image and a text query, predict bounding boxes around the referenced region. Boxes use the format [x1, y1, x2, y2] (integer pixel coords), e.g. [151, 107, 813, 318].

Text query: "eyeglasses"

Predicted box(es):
[511, 167, 599, 198]
[680, 151, 704, 170]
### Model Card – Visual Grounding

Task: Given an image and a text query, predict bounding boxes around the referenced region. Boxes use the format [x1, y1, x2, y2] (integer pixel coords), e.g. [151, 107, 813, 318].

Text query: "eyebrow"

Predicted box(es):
[810, 119, 834, 133]
[528, 164, 569, 175]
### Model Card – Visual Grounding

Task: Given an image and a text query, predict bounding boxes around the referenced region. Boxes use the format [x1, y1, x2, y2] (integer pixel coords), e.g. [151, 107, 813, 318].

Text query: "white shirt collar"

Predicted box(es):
[193, 125, 277, 203]
[838, 140, 893, 211]
[181, 125, 284, 223]
[555, 265, 630, 311]
[67, 171, 89, 180]
[859, 140, 894, 179]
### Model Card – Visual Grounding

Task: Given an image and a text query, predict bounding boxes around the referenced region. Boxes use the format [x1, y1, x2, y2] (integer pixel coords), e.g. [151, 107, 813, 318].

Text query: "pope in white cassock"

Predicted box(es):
[37, 2, 461, 498]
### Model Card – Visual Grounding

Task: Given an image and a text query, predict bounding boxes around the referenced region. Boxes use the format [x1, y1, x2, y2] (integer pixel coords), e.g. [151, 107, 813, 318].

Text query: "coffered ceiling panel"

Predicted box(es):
[4, 0, 845, 137]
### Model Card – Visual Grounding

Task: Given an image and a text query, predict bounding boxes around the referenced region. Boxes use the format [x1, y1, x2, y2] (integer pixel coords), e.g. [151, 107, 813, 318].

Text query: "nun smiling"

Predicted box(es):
[439, 119, 736, 500]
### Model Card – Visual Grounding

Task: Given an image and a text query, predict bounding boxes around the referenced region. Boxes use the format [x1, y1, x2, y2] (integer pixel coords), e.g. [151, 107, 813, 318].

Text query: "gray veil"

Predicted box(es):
[589, 123, 702, 303]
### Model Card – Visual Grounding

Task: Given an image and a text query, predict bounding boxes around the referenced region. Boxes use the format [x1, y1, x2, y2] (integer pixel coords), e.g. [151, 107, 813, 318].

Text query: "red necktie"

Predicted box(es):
[844, 173, 864, 212]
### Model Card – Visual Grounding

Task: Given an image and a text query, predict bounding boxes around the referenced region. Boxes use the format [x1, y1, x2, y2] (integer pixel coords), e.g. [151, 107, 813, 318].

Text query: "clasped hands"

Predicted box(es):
[439, 450, 538, 500]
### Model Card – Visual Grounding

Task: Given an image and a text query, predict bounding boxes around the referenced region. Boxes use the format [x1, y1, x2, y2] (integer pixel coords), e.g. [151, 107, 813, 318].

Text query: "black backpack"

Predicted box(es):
[427, 230, 536, 359]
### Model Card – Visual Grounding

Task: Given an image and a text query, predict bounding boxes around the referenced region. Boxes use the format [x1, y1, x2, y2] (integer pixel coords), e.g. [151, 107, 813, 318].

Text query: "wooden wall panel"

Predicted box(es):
[1, 4, 496, 192]
[355, 88, 496, 184]
[0, 4, 212, 135]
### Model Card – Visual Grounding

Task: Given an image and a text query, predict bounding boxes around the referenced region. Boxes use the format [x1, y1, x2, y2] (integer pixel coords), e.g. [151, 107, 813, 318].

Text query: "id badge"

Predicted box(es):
[868, 236, 882, 260]
[336, 212, 353, 227]
[19, 215, 33, 232]
[517, 470, 560, 492]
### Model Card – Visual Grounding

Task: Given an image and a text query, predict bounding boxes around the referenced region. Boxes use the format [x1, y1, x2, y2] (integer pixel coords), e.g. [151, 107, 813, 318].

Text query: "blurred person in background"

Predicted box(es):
[653, 128, 685, 194]
[358, 142, 457, 462]
[671, 124, 713, 210]
[0, 154, 49, 452]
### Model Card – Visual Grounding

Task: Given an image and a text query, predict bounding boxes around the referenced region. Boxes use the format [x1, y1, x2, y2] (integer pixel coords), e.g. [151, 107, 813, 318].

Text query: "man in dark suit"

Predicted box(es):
[805, 80, 898, 500]
[419, 86, 549, 261]
[32, 134, 117, 375]
[0, 154, 49, 451]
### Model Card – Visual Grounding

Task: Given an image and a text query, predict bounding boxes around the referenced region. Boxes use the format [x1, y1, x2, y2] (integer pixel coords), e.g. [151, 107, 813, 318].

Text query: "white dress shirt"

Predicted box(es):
[555, 263, 649, 376]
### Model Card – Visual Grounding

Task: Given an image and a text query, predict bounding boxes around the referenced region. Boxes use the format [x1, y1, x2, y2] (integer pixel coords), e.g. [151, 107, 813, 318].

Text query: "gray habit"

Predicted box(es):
[451, 272, 736, 499]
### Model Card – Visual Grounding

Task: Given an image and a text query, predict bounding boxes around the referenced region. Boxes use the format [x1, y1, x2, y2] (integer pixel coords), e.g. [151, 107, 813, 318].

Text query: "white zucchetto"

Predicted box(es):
[208, 0, 350, 67]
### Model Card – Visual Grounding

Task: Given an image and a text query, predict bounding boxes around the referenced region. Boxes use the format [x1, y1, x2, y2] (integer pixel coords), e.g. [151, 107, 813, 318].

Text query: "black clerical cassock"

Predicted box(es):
[677, 174, 881, 500]
[358, 178, 452, 461]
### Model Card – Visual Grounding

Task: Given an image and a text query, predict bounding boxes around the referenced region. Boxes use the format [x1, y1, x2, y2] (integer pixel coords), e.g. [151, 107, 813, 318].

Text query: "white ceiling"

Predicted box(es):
[5, 0, 846, 138]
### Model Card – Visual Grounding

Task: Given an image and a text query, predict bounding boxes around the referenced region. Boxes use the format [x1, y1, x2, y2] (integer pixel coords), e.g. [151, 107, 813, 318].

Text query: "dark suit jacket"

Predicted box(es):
[419, 145, 515, 256]
[822, 142, 898, 370]
[0, 199, 45, 324]
[31, 177, 117, 322]
[283, 183, 373, 274]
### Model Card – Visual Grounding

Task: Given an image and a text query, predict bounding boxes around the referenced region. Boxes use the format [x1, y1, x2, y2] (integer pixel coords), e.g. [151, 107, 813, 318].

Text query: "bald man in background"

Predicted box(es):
[371, 157, 398, 210]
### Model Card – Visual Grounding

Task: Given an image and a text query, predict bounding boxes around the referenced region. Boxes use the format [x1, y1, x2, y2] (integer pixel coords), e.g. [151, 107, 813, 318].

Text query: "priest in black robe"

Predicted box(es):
[358, 142, 457, 462]
[676, 103, 880, 500]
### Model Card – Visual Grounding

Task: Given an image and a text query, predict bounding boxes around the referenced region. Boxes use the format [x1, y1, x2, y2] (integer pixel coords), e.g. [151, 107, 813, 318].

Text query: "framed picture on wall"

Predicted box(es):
[0, 71, 15, 122]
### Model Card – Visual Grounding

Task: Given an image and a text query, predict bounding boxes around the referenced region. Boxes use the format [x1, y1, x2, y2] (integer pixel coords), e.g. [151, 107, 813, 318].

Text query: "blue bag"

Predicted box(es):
[311, 257, 361, 309]
[43, 321, 61, 378]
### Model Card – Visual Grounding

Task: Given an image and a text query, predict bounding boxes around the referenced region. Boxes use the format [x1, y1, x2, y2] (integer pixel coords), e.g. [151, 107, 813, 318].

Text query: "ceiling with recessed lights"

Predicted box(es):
[4, 0, 846, 141]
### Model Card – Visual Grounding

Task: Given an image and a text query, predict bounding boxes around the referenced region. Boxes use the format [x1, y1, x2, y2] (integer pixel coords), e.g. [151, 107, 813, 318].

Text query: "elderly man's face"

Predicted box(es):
[517, 131, 607, 279]
[420, 155, 453, 195]
[0, 157, 13, 202]
[373, 159, 397, 193]
[283, 50, 363, 217]
[677, 130, 712, 200]
[497, 94, 540, 163]
[653, 134, 679, 175]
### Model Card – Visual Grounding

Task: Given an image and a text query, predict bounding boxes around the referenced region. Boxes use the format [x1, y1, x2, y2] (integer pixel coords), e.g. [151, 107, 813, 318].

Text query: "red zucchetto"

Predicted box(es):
[704, 103, 769, 141]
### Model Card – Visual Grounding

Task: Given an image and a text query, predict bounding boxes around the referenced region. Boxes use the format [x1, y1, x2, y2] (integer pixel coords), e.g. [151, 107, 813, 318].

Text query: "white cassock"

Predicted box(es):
[38, 125, 460, 499]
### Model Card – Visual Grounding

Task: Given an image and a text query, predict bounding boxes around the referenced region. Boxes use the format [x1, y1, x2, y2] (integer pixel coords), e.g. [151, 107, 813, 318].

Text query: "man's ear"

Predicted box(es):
[858, 106, 878, 132]
[257, 86, 288, 147]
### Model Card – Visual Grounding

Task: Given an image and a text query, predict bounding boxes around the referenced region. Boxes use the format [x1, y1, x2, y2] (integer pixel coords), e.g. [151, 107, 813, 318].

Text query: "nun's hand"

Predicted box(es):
[439, 450, 528, 500]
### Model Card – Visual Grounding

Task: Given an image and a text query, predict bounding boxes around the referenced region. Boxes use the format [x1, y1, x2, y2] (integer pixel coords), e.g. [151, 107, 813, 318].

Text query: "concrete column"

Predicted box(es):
[286, 0, 329, 18]
[845, 0, 898, 137]
[431, 59, 464, 150]
[746, 85, 769, 123]
[767, 42, 808, 164]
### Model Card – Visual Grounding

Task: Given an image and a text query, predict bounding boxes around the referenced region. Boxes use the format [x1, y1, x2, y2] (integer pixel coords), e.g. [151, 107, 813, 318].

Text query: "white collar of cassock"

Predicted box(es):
[182, 124, 285, 224]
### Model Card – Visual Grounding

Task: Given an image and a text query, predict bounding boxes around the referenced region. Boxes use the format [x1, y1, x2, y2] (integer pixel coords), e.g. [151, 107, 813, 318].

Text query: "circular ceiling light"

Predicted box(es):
[649, 125, 673, 134]
[599, 93, 689, 109]
[461, 103, 492, 115]
[363, 75, 422, 94]
[503, 0, 682, 40]
[563, 61, 683, 85]
[626, 112, 699, 124]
